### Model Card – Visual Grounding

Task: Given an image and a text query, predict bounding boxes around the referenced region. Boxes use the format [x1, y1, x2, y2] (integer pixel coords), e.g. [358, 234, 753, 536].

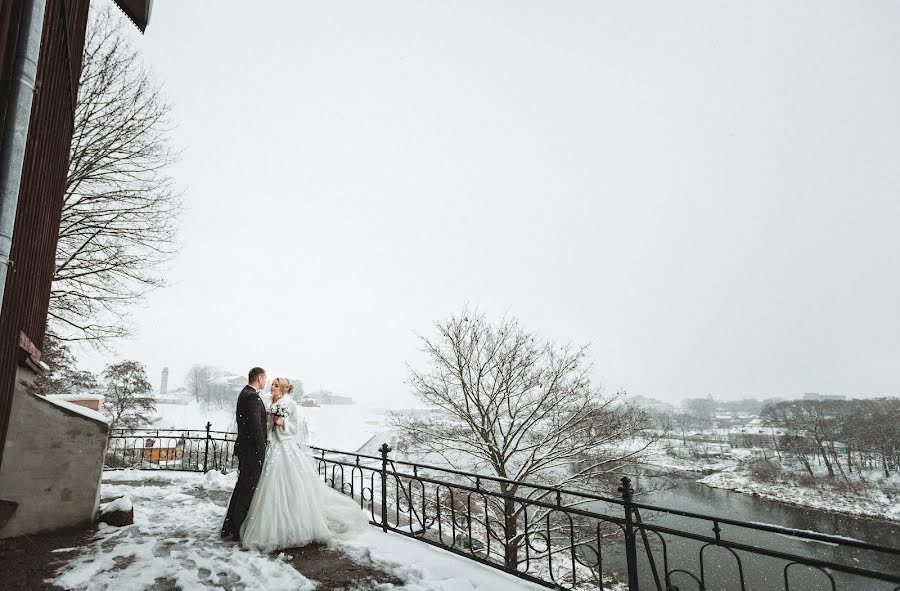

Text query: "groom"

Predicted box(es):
[221, 367, 268, 541]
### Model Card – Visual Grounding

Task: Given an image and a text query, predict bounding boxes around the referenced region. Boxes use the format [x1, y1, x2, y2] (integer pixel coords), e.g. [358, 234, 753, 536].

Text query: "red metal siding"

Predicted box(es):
[0, 0, 90, 469]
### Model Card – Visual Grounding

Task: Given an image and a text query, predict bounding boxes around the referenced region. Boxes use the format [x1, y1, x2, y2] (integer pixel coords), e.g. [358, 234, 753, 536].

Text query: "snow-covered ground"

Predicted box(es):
[54, 471, 312, 591]
[336, 530, 550, 591]
[637, 437, 740, 473]
[699, 467, 900, 522]
[150, 401, 230, 431]
[626, 436, 900, 522]
[50, 470, 550, 590]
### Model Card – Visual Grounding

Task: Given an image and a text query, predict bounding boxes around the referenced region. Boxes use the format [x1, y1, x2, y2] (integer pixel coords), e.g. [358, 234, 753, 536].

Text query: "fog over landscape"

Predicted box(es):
[81, 0, 900, 406]
[5, 1, 900, 588]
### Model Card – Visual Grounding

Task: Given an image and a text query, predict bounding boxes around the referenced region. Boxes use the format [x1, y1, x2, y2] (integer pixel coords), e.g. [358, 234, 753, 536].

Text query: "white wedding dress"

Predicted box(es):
[239, 395, 369, 552]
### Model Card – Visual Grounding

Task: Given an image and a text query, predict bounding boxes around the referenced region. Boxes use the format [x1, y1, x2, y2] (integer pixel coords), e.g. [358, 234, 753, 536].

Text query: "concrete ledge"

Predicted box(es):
[0, 368, 108, 538]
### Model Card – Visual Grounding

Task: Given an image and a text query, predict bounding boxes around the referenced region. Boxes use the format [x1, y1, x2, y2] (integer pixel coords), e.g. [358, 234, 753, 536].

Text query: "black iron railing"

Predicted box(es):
[105, 424, 237, 473]
[104, 427, 900, 591]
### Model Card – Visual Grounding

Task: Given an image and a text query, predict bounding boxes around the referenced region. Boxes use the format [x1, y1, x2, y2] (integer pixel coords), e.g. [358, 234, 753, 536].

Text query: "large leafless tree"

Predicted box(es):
[393, 310, 660, 570]
[49, 6, 180, 344]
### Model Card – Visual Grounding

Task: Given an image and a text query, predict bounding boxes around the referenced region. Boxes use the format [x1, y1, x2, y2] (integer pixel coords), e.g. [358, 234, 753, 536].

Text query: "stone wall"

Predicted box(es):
[0, 368, 108, 538]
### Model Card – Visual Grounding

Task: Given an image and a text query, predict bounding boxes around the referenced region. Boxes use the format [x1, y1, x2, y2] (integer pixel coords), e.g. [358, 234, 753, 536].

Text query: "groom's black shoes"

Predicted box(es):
[231, 533, 240, 542]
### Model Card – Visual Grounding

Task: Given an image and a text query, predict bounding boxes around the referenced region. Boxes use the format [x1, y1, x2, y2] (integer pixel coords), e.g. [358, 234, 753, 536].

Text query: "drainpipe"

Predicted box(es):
[0, 0, 47, 312]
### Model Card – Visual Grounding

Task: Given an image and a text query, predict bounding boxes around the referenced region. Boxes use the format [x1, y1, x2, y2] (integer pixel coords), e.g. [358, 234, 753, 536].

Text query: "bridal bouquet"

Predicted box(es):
[269, 400, 291, 429]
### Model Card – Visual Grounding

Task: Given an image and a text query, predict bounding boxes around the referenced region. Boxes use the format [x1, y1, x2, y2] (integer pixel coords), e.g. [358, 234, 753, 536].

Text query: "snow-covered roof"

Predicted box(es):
[41, 394, 109, 424]
[208, 375, 244, 386]
[48, 393, 104, 402]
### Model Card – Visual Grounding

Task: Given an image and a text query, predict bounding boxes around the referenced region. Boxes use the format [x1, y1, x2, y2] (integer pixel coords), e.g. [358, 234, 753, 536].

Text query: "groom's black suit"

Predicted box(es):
[221, 385, 267, 539]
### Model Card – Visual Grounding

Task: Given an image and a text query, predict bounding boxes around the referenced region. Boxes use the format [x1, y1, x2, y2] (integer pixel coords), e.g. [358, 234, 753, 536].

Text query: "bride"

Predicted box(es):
[239, 377, 369, 552]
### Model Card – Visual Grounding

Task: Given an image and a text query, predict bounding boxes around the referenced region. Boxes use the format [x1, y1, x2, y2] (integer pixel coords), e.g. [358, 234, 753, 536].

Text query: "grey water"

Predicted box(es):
[583, 470, 900, 591]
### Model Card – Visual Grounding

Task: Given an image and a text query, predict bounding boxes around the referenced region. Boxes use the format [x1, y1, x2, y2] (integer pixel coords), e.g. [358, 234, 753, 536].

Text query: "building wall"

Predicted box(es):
[0, 0, 91, 469]
[72, 399, 100, 411]
[0, 368, 107, 538]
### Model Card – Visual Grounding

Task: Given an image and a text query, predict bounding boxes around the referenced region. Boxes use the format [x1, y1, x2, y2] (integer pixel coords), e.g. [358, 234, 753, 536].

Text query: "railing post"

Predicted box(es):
[202, 422, 211, 472]
[619, 476, 640, 591]
[380, 442, 392, 532]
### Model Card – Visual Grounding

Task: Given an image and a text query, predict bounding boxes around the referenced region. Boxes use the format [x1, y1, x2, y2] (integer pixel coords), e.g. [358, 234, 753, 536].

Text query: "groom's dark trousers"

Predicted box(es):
[221, 385, 268, 539]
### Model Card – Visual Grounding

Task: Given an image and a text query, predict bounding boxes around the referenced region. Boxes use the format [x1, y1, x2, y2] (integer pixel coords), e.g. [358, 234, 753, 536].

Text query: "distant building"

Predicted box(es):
[713, 414, 741, 429]
[629, 395, 675, 414]
[46, 393, 104, 412]
[160, 367, 169, 398]
[306, 390, 353, 405]
[208, 375, 246, 389]
[155, 386, 190, 406]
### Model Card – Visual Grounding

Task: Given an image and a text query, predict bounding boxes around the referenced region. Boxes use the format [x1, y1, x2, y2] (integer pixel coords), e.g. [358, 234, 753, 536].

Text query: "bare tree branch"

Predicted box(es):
[393, 308, 663, 569]
[49, 6, 181, 345]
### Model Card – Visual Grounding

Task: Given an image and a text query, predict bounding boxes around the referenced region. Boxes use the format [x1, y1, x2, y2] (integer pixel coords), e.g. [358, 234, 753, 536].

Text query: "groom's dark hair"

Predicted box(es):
[248, 367, 266, 383]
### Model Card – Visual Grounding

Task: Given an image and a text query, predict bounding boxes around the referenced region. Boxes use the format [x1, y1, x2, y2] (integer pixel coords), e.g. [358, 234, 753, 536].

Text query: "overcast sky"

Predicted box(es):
[83, 0, 900, 406]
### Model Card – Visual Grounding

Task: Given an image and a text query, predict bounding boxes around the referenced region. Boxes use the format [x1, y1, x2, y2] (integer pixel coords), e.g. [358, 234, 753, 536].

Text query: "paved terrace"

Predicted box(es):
[0, 471, 548, 591]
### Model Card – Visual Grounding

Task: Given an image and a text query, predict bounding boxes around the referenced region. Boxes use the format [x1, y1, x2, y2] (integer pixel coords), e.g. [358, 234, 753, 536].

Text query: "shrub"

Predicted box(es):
[796, 474, 818, 487]
[749, 459, 782, 482]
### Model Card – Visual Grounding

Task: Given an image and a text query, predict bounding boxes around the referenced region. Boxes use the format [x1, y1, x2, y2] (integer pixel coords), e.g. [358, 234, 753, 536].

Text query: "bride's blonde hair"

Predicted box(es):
[272, 377, 295, 404]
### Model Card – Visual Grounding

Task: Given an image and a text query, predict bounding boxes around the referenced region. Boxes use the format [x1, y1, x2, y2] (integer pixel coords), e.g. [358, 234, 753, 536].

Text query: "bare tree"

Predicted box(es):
[49, 6, 180, 344]
[185, 364, 216, 405]
[764, 397, 900, 480]
[393, 309, 659, 569]
[102, 359, 155, 431]
[763, 399, 841, 478]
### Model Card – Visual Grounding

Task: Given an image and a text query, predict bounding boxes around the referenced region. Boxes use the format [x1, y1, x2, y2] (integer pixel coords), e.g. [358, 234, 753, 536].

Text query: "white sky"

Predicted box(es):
[83, 0, 900, 405]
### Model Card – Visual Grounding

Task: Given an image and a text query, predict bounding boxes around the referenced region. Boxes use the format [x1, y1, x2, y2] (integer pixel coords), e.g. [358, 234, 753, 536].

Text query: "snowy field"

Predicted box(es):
[50, 470, 547, 591]
[629, 436, 741, 473]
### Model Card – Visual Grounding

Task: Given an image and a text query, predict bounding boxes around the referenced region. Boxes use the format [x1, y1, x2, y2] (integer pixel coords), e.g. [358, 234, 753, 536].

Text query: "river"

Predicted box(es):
[583, 469, 900, 590]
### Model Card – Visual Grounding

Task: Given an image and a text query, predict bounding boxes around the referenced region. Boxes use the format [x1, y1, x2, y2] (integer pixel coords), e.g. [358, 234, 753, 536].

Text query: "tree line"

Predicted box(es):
[762, 398, 900, 478]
